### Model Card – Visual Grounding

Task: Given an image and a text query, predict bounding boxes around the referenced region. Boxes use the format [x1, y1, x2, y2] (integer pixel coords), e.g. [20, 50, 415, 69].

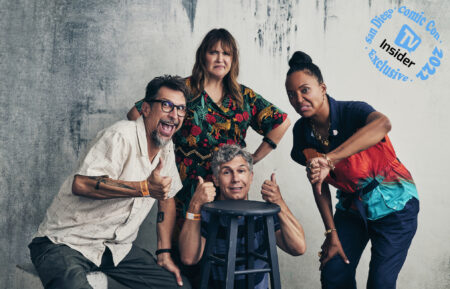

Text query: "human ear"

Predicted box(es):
[320, 82, 327, 95]
[141, 102, 151, 117]
[212, 175, 219, 187]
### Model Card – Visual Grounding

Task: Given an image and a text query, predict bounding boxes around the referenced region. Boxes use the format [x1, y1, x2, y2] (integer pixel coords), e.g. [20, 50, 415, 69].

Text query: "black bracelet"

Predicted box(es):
[263, 136, 277, 149]
[155, 248, 172, 256]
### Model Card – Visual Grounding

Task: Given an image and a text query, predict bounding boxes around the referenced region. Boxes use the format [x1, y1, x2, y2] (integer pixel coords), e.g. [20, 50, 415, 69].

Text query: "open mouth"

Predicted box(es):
[229, 187, 243, 193]
[300, 104, 312, 113]
[158, 120, 177, 137]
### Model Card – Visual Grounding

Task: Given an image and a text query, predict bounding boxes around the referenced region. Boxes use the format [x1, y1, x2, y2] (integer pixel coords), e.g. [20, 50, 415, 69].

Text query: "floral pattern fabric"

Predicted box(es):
[135, 79, 287, 221]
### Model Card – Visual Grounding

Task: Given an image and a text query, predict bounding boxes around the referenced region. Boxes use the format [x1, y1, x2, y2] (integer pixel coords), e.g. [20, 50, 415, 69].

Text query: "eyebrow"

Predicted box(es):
[157, 98, 186, 106]
[220, 164, 248, 171]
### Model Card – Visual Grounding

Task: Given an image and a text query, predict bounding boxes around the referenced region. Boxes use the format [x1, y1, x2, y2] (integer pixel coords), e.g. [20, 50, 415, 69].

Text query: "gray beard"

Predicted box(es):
[151, 130, 170, 148]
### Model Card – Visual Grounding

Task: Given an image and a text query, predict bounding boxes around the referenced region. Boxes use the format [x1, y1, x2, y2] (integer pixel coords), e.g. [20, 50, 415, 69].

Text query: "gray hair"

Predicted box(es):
[211, 144, 253, 178]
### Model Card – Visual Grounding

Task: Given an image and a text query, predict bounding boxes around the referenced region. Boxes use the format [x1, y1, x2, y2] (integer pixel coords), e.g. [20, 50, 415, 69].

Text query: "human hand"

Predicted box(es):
[189, 176, 216, 212]
[261, 173, 283, 205]
[157, 252, 184, 286]
[306, 157, 330, 195]
[147, 158, 172, 200]
[318, 231, 349, 270]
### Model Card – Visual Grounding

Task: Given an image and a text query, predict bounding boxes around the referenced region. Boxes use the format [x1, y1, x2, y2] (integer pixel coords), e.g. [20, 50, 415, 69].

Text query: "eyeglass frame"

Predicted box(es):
[146, 99, 187, 117]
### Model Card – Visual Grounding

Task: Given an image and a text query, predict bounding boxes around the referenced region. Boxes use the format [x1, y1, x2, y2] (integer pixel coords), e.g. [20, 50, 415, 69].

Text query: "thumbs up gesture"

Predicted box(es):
[147, 158, 172, 200]
[261, 173, 283, 205]
[188, 176, 216, 212]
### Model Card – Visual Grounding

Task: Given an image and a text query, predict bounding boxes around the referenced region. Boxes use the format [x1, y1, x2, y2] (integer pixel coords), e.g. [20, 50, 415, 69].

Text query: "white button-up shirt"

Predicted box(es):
[36, 116, 182, 267]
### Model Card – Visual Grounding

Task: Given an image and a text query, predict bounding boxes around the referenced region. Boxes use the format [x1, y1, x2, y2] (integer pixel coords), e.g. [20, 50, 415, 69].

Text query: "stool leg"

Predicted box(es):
[200, 214, 220, 289]
[225, 217, 239, 289]
[246, 216, 255, 289]
[265, 215, 281, 289]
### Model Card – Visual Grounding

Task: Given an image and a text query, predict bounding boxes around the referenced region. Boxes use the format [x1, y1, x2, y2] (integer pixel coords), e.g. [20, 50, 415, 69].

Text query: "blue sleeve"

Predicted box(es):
[200, 211, 210, 238]
[343, 101, 376, 129]
[290, 120, 307, 166]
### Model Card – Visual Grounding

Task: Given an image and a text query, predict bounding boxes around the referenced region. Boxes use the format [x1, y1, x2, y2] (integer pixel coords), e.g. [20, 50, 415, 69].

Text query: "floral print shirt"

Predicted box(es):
[135, 79, 287, 220]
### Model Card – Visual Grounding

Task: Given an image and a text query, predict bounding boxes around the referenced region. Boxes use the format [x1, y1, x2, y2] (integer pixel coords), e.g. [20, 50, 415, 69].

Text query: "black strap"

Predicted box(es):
[341, 179, 379, 229]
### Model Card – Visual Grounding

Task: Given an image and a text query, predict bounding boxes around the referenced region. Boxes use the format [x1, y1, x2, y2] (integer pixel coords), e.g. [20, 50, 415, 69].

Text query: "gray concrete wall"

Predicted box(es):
[1, 0, 449, 288]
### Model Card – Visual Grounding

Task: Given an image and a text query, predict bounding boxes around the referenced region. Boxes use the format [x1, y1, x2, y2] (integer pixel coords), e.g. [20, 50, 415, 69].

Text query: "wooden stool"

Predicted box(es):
[200, 200, 281, 289]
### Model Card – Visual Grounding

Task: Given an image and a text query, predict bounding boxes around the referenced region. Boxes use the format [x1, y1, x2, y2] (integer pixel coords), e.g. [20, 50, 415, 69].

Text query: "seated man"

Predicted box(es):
[179, 144, 306, 289]
[29, 75, 191, 289]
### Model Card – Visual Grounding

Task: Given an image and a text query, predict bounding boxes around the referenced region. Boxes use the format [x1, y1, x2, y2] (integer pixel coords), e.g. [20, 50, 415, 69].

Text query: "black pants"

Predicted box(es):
[321, 198, 419, 289]
[29, 237, 191, 289]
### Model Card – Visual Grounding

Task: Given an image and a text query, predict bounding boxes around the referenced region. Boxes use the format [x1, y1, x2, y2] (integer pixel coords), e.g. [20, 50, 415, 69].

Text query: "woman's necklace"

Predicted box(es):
[310, 119, 330, 147]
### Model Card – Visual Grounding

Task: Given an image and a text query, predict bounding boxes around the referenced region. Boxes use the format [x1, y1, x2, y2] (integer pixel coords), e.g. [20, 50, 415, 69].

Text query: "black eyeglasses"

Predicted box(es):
[147, 99, 187, 117]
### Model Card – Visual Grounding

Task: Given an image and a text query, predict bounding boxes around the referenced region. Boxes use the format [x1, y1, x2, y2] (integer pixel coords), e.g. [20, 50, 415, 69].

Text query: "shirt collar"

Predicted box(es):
[136, 116, 148, 157]
[302, 94, 339, 149]
[327, 95, 339, 137]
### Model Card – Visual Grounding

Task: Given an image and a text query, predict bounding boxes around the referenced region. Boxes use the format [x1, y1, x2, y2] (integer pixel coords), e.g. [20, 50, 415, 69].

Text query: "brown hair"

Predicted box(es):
[190, 28, 242, 107]
[144, 75, 190, 102]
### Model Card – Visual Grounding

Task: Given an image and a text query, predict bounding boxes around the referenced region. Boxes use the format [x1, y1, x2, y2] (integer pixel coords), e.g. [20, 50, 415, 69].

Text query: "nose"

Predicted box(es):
[168, 107, 178, 119]
[217, 52, 223, 62]
[231, 172, 239, 183]
[294, 92, 304, 104]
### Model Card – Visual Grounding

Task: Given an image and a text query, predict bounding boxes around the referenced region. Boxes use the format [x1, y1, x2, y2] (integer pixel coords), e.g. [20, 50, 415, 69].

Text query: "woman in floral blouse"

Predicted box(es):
[128, 28, 290, 226]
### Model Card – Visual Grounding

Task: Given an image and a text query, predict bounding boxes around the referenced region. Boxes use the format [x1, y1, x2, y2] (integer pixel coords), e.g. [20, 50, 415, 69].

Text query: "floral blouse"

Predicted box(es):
[135, 79, 287, 220]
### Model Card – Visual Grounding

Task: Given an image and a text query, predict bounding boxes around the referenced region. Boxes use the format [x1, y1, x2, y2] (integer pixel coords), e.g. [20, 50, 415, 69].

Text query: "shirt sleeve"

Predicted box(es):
[344, 101, 376, 129]
[200, 211, 210, 238]
[290, 120, 307, 166]
[76, 129, 130, 180]
[135, 99, 144, 113]
[245, 86, 288, 136]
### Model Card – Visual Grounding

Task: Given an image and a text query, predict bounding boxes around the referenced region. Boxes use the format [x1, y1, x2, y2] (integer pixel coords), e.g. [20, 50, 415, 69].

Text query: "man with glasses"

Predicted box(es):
[29, 75, 191, 289]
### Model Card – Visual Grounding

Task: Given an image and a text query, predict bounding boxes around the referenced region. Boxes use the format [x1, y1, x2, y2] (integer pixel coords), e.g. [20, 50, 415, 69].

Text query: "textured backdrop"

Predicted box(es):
[1, 0, 449, 288]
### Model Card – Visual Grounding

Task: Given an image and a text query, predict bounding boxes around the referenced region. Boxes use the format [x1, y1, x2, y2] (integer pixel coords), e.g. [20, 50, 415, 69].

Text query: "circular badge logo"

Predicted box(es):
[364, 5, 444, 82]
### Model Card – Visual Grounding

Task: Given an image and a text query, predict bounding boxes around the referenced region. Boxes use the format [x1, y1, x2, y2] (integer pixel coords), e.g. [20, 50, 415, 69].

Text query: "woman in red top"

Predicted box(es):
[286, 51, 418, 289]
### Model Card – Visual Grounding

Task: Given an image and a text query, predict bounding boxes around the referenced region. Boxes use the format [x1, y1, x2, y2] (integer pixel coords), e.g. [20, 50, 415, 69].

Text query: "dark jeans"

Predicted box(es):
[29, 237, 191, 289]
[321, 197, 419, 289]
[170, 245, 201, 289]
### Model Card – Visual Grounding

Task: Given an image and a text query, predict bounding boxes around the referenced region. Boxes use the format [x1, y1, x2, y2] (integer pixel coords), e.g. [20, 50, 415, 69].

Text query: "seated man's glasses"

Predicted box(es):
[147, 99, 187, 117]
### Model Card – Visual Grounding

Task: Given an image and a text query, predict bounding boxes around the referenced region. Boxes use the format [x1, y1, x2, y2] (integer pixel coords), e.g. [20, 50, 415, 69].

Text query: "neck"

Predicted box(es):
[310, 96, 330, 127]
[204, 77, 224, 90]
[204, 77, 225, 103]
[147, 139, 161, 162]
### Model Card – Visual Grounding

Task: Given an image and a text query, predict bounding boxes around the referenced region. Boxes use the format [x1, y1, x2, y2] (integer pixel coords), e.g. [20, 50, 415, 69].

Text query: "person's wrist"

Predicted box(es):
[325, 153, 339, 167]
[324, 228, 338, 237]
[322, 154, 335, 171]
[188, 201, 203, 214]
[155, 248, 172, 257]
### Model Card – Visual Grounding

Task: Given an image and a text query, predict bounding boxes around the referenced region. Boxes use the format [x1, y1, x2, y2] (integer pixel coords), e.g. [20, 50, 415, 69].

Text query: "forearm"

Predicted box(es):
[127, 106, 141, 121]
[276, 200, 306, 256]
[157, 198, 176, 251]
[253, 117, 291, 163]
[179, 201, 204, 265]
[327, 112, 391, 164]
[72, 175, 143, 199]
[313, 183, 335, 231]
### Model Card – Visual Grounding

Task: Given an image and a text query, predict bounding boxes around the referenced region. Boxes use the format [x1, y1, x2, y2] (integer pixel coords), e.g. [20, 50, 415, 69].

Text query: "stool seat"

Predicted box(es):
[202, 200, 280, 216]
[200, 200, 282, 289]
